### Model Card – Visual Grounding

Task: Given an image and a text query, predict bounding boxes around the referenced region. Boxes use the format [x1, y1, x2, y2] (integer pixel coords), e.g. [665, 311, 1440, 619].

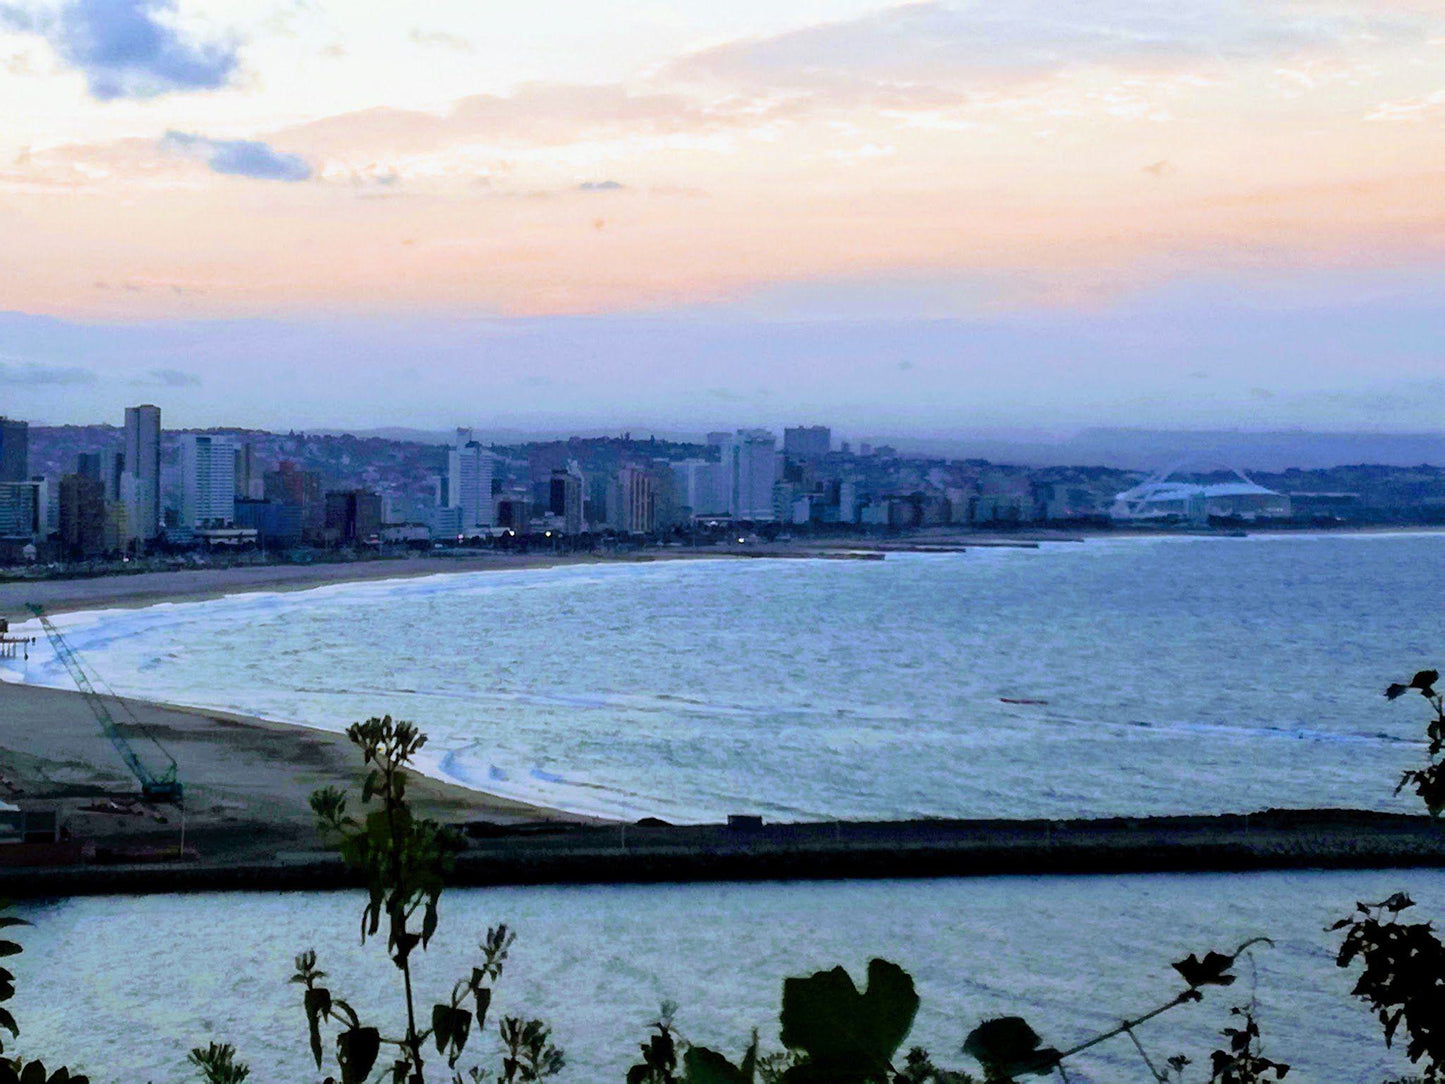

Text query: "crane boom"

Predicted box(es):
[27, 605, 182, 803]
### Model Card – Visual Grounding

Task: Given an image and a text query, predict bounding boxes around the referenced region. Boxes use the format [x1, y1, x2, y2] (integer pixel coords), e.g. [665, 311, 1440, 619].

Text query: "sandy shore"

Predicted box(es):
[0, 682, 588, 864]
[0, 551, 707, 622]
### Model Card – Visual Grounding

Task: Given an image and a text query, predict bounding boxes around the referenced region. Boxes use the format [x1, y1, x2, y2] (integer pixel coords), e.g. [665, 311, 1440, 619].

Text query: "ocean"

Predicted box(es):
[5, 532, 1442, 821]
[12, 871, 1445, 1083]
[6, 532, 1445, 1083]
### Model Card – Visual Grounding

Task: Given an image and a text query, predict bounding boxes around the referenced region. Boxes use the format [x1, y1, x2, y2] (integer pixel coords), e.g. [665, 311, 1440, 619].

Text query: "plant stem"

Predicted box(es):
[384, 752, 424, 1083]
[1124, 1025, 1165, 1082]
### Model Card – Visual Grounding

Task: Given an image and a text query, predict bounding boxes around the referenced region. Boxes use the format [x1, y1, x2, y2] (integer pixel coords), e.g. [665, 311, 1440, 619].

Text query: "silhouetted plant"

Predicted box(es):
[1385, 670, 1443, 816]
[290, 715, 563, 1084]
[1206, 1009, 1289, 1082]
[0, 909, 88, 1084]
[187, 1042, 250, 1084]
[956, 939, 1270, 1082]
[1334, 893, 1445, 1081]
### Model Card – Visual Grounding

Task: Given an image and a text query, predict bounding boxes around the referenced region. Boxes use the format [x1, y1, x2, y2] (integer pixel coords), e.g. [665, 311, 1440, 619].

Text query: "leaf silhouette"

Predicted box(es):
[1172, 950, 1238, 988]
[962, 1017, 1061, 1080]
[779, 959, 919, 1079]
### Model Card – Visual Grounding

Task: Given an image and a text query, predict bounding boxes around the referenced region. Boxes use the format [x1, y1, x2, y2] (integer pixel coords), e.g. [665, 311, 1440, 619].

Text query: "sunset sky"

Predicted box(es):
[2, 0, 1443, 432]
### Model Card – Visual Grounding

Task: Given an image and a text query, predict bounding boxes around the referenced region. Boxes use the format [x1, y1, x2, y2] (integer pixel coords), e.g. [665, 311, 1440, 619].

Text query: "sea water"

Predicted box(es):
[11, 870, 1445, 1083]
[6, 534, 1445, 1082]
[4, 532, 1442, 821]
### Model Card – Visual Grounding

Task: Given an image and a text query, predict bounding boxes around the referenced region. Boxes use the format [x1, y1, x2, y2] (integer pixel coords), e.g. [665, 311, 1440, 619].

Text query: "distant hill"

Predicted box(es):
[875, 430, 1445, 472]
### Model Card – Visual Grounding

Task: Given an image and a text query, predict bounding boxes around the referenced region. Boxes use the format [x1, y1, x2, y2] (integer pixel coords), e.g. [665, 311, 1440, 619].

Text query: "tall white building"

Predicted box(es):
[671, 458, 726, 517]
[181, 434, 237, 527]
[717, 429, 778, 521]
[447, 429, 495, 531]
[123, 404, 162, 540]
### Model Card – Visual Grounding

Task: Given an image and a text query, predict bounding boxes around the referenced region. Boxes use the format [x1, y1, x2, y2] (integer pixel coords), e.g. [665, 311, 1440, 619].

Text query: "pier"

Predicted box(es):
[4, 808, 1443, 898]
[0, 617, 33, 660]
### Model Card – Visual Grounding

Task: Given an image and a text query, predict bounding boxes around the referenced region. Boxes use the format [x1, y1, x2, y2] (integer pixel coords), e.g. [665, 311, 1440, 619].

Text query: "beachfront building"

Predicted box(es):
[716, 429, 779, 521]
[58, 473, 106, 558]
[181, 433, 237, 528]
[264, 460, 324, 535]
[548, 466, 585, 534]
[123, 404, 162, 541]
[0, 480, 44, 541]
[671, 458, 726, 519]
[608, 466, 657, 534]
[324, 489, 383, 544]
[448, 429, 495, 532]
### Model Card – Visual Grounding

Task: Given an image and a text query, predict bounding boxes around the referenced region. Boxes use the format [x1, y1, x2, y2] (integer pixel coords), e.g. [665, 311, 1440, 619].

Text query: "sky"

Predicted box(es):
[1, 0, 1443, 432]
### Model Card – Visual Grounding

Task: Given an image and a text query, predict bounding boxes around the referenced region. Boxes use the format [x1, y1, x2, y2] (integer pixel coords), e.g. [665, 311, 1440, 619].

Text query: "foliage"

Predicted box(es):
[0, 909, 88, 1084]
[293, 715, 564, 1084]
[1334, 893, 1445, 1082]
[777, 958, 919, 1082]
[618, 942, 1274, 1084]
[1206, 1009, 1289, 1082]
[187, 1043, 251, 1084]
[1385, 670, 1444, 816]
[954, 938, 1270, 1083]
[961, 1018, 1057, 1082]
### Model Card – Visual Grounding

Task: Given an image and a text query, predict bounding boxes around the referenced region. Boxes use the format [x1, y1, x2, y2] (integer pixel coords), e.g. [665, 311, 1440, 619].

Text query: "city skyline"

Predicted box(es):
[2, 1, 1444, 431]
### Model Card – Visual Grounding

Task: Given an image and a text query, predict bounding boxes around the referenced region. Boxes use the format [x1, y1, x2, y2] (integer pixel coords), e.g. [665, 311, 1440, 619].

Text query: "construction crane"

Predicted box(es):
[26, 604, 183, 803]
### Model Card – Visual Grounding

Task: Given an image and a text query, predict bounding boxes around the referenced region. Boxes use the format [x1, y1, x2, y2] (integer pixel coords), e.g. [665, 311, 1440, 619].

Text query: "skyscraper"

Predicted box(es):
[234, 442, 261, 499]
[671, 458, 727, 517]
[123, 405, 162, 540]
[181, 434, 237, 527]
[58, 473, 106, 558]
[0, 481, 43, 540]
[0, 418, 27, 483]
[78, 450, 125, 501]
[549, 466, 585, 534]
[611, 466, 656, 533]
[718, 429, 779, 521]
[448, 432, 495, 531]
[264, 460, 324, 533]
[324, 489, 383, 544]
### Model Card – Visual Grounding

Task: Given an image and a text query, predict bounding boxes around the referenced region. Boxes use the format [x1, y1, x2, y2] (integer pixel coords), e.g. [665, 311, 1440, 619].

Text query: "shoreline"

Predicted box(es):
[0, 550, 722, 622]
[5, 524, 1441, 623]
[0, 682, 597, 873]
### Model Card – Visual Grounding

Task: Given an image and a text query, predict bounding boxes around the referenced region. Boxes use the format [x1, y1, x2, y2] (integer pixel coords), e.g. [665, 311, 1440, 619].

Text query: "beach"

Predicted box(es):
[0, 552, 671, 622]
[0, 681, 586, 867]
[0, 529, 1126, 623]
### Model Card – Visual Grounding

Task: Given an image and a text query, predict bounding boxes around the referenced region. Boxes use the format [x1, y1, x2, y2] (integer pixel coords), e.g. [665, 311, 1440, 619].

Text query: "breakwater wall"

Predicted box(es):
[5, 809, 1443, 898]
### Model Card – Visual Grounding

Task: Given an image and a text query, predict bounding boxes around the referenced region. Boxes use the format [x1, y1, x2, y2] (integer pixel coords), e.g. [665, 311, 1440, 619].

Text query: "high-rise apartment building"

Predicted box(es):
[233, 442, 263, 500]
[58, 473, 106, 558]
[548, 466, 585, 534]
[717, 429, 779, 521]
[0, 418, 27, 483]
[783, 426, 831, 459]
[123, 405, 162, 540]
[181, 434, 237, 527]
[671, 458, 727, 517]
[448, 430, 495, 531]
[78, 450, 126, 501]
[324, 489, 383, 544]
[609, 466, 656, 533]
[0, 481, 44, 540]
[264, 460, 323, 533]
